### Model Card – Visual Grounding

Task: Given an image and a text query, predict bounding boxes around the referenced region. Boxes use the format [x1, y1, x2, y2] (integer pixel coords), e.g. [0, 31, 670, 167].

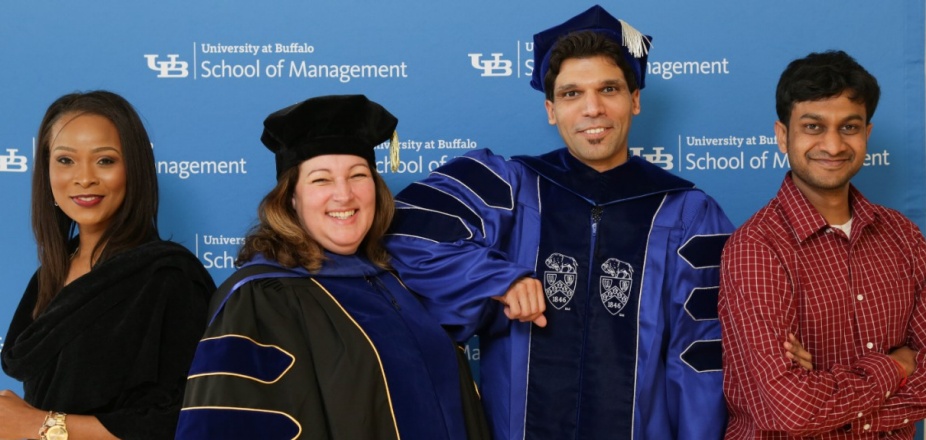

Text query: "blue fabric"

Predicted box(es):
[315, 253, 469, 439]
[394, 182, 482, 241]
[385, 148, 734, 440]
[436, 156, 514, 209]
[186, 336, 293, 383]
[177, 407, 299, 440]
[317, 273, 467, 440]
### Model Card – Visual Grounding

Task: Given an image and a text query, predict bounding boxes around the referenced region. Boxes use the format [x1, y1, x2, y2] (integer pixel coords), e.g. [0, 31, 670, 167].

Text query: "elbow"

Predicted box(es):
[749, 398, 832, 436]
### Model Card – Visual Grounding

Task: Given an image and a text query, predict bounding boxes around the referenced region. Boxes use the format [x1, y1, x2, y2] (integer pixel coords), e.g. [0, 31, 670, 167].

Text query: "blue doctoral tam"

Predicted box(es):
[530, 4, 653, 92]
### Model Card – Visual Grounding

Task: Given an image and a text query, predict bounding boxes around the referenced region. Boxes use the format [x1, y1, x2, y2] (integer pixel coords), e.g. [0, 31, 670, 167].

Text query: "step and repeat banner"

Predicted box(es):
[1, 0, 924, 428]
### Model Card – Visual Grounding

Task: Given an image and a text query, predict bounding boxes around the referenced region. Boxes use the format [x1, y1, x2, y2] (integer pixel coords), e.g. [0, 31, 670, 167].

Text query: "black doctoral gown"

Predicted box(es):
[177, 253, 488, 440]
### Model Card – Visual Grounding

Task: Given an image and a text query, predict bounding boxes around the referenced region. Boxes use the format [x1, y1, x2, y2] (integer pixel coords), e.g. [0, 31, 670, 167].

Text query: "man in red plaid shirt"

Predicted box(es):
[719, 50, 926, 439]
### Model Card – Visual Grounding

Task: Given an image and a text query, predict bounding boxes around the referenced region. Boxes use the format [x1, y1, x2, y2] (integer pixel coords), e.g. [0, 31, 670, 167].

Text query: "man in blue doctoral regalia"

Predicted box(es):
[385, 5, 733, 439]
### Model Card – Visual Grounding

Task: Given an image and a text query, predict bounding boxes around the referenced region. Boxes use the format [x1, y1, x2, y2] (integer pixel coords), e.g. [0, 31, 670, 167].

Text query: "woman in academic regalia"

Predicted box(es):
[0, 90, 215, 439]
[176, 95, 488, 440]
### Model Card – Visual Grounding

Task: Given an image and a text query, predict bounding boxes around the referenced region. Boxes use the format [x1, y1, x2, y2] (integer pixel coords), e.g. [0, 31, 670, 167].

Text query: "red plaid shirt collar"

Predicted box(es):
[776, 172, 879, 243]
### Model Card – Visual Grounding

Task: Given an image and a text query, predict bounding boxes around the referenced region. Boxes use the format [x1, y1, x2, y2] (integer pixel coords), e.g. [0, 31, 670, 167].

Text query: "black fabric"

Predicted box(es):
[261, 94, 398, 178]
[184, 274, 402, 439]
[455, 345, 491, 440]
[180, 263, 490, 440]
[2, 240, 214, 440]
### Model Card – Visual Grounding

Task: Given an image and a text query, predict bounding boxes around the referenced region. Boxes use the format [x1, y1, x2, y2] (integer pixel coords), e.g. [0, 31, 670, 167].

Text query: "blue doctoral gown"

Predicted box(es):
[385, 148, 733, 440]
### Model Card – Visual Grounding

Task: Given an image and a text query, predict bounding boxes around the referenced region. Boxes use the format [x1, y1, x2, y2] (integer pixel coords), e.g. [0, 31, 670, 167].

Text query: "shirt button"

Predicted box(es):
[864, 423, 871, 430]
[857, 294, 864, 301]
[904, 419, 910, 423]
[866, 342, 874, 349]
[886, 391, 891, 397]
[858, 412, 864, 418]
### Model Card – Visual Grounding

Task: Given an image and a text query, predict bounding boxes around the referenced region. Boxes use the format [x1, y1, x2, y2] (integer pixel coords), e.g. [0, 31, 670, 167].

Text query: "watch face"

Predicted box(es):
[45, 425, 68, 440]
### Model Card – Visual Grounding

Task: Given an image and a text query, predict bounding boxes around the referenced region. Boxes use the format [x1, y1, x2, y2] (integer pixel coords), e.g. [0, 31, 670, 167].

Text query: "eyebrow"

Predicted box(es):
[51, 145, 122, 154]
[798, 113, 865, 123]
[554, 78, 626, 94]
[305, 163, 369, 175]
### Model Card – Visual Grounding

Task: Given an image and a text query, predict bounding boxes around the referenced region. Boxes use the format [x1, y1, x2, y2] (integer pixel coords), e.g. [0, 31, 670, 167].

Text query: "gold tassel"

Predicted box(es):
[390, 130, 400, 172]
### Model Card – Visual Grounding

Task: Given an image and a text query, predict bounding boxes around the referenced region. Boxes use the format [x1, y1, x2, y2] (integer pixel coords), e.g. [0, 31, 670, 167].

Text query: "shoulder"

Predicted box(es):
[870, 203, 920, 231]
[667, 186, 721, 210]
[429, 148, 523, 185]
[108, 241, 216, 303]
[392, 149, 522, 234]
[635, 156, 697, 189]
[400, 147, 520, 192]
[208, 267, 320, 318]
[724, 202, 784, 257]
[105, 240, 200, 271]
[240, 274, 321, 296]
[657, 185, 734, 234]
[138, 241, 213, 281]
[866, 204, 926, 246]
[457, 148, 515, 169]
[139, 240, 202, 267]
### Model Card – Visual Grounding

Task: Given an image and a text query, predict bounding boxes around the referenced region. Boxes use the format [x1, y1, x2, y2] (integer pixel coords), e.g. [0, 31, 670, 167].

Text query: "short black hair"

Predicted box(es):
[543, 30, 638, 101]
[775, 50, 880, 125]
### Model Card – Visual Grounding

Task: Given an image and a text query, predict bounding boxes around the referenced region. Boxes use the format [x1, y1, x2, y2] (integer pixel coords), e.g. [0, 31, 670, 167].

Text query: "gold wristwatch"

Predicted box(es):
[41, 412, 68, 440]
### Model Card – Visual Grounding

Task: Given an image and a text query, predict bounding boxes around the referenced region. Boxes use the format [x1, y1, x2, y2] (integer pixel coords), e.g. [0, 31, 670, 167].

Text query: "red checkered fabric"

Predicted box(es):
[719, 174, 926, 439]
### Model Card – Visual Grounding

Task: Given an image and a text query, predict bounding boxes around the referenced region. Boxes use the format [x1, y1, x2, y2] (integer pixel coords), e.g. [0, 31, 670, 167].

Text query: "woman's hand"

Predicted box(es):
[0, 389, 45, 440]
[0, 390, 118, 439]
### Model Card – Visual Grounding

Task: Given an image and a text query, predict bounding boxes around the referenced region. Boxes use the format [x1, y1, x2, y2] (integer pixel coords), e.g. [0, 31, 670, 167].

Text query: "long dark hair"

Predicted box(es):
[31, 90, 159, 316]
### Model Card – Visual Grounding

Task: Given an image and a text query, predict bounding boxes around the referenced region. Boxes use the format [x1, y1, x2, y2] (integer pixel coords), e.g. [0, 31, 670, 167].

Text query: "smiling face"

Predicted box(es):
[292, 154, 376, 255]
[775, 92, 871, 199]
[545, 55, 641, 172]
[48, 112, 127, 239]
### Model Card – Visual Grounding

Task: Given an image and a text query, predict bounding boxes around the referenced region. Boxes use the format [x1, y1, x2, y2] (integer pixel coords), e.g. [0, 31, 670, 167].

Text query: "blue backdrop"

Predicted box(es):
[1, 0, 924, 434]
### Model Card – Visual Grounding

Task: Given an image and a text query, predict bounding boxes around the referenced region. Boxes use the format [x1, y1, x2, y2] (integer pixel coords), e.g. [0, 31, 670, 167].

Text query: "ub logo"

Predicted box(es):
[0, 149, 27, 172]
[468, 53, 513, 77]
[629, 146, 674, 170]
[144, 54, 189, 78]
[543, 252, 578, 310]
[600, 258, 633, 316]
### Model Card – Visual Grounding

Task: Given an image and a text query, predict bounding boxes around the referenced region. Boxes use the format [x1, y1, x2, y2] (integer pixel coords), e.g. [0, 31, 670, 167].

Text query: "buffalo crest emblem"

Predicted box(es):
[543, 252, 578, 310]
[600, 258, 633, 316]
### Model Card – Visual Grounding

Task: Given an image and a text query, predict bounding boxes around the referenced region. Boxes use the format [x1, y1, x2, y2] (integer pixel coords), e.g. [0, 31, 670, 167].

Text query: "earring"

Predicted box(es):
[53, 201, 58, 207]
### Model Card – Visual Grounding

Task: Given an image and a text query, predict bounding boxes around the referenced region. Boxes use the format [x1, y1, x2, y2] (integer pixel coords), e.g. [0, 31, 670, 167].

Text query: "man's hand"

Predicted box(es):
[784, 333, 813, 371]
[492, 277, 547, 327]
[889, 345, 917, 377]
